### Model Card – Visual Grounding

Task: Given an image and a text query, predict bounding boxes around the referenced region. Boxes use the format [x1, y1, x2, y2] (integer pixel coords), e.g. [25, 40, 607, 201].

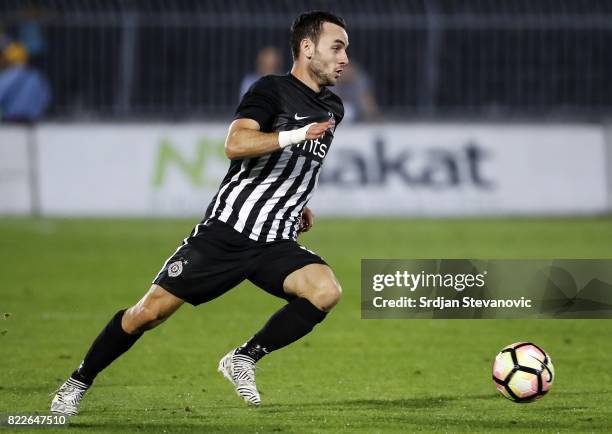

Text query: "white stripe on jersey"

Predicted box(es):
[217, 155, 271, 223]
[250, 155, 307, 239]
[282, 167, 322, 239]
[265, 161, 319, 242]
[205, 159, 249, 223]
[233, 149, 291, 233]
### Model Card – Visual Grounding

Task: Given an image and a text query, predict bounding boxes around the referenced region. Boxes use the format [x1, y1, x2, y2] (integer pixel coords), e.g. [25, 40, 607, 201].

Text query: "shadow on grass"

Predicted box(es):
[259, 392, 502, 413]
[261, 396, 461, 412]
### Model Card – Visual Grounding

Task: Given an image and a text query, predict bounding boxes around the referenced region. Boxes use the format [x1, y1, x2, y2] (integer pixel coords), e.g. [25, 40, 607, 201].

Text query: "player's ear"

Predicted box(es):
[301, 38, 314, 60]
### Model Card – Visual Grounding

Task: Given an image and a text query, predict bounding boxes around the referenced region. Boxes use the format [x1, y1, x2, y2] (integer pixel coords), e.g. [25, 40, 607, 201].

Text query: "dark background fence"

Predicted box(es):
[1, 0, 611, 121]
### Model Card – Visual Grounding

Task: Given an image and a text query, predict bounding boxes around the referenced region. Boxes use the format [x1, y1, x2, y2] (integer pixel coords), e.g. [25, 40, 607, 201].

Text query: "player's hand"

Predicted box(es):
[298, 207, 315, 233]
[305, 120, 333, 140]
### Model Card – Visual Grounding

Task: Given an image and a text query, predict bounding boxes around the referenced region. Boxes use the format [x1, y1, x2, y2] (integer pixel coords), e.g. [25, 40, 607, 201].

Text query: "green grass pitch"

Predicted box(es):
[1, 217, 612, 433]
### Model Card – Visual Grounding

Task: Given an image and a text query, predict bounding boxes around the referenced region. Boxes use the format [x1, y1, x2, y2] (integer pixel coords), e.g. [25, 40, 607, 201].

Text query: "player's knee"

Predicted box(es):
[123, 305, 167, 334]
[308, 279, 342, 312]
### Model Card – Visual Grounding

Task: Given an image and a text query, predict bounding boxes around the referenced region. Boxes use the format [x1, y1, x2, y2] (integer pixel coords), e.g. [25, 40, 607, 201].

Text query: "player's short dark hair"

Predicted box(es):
[290, 11, 346, 61]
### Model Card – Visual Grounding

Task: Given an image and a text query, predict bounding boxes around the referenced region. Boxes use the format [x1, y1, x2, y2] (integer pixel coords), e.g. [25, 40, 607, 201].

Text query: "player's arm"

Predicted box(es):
[225, 118, 333, 160]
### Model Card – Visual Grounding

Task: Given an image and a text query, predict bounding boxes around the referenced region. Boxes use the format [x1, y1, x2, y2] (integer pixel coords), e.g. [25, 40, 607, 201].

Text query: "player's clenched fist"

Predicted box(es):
[298, 207, 315, 233]
[305, 120, 333, 139]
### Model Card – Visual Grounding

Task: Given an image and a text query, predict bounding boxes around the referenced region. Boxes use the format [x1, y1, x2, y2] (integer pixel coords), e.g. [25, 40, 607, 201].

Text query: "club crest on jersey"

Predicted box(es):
[328, 112, 336, 131]
[168, 260, 183, 277]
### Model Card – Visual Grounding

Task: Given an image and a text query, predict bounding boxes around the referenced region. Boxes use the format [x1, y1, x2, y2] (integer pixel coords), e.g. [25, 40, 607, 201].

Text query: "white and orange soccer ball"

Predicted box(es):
[492, 342, 555, 402]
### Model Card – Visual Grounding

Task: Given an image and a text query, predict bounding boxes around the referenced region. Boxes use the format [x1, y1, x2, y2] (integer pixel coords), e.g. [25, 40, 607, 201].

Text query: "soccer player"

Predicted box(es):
[51, 10, 348, 415]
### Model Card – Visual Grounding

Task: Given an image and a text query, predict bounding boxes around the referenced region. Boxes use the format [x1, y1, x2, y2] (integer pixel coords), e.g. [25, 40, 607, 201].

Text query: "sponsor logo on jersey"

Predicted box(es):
[294, 137, 329, 160]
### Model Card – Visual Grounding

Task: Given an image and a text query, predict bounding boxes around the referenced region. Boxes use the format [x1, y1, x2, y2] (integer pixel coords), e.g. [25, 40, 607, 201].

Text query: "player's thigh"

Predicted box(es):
[123, 284, 184, 332]
[283, 263, 343, 311]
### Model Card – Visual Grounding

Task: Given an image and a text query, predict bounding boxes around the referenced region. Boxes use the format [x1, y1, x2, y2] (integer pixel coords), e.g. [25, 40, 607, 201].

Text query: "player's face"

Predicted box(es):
[309, 22, 349, 87]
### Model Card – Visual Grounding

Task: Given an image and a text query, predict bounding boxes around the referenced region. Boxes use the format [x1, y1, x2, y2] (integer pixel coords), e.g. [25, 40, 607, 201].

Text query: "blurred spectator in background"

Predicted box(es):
[334, 62, 380, 122]
[16, 6, 48, 65]
[0, 28, 10, 49]
[239, 46, 283, 98]
[0, 41, 51, 122]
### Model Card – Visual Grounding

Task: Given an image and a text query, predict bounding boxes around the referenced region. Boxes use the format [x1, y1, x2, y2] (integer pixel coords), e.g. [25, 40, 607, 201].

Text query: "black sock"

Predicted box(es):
[72, 309, 143, 384]
[236, 298, 327, 362]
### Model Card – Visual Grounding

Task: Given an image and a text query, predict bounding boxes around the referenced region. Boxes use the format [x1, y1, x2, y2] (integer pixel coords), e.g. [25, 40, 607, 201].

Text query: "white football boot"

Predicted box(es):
[50, 377, 90, 416]
[218, 350, 261, 406]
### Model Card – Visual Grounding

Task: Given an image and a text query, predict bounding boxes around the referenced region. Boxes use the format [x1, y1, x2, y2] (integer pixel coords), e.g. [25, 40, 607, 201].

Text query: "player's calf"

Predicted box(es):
[122, 284, 184, 333]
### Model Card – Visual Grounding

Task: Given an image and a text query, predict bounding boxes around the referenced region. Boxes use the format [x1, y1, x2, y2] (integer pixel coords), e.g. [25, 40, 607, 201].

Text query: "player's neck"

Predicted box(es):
[290, 65, 321, 93]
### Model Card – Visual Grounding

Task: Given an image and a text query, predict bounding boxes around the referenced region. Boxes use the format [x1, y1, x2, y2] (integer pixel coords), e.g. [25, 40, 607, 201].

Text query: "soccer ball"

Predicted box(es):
[492, 342, 555, 403]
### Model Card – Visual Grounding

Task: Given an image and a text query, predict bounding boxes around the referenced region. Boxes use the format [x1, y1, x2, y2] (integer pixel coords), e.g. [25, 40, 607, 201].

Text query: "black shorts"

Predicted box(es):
[152, 220, 327, 306]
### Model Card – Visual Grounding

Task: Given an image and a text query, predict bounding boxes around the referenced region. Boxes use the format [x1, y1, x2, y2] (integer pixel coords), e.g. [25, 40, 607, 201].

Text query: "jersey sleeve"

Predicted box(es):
[335, 102, 344, 126]
[234, 76, 280, 132]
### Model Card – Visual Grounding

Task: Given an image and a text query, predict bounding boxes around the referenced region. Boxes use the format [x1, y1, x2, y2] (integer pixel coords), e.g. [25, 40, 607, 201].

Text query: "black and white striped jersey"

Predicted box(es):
[202, 73, 344, 242]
